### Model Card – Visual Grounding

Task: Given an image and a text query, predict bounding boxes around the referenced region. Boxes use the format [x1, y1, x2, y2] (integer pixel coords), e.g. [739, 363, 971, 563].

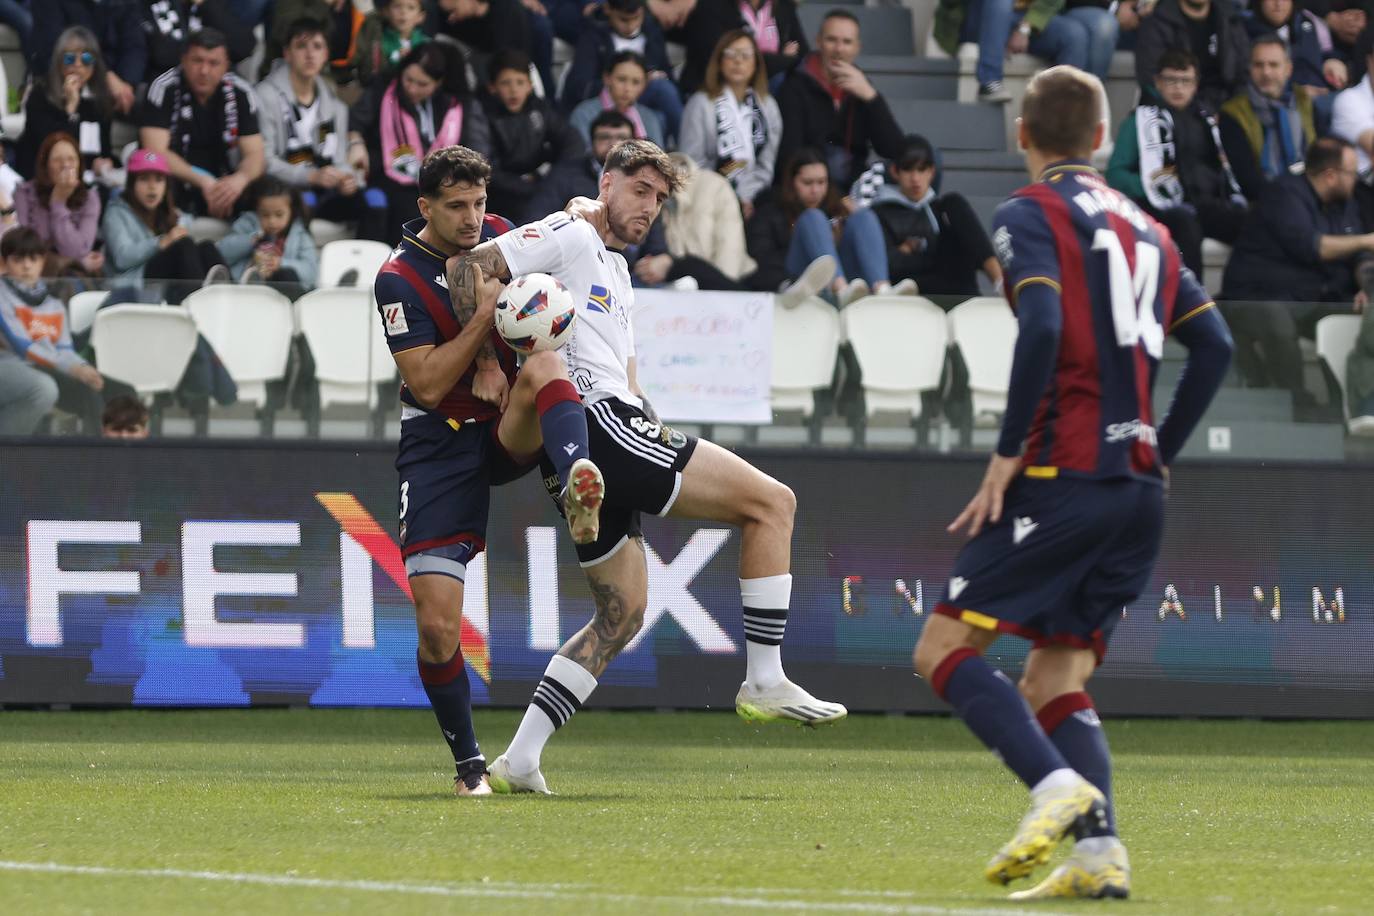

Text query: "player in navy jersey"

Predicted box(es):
[373, 146, 605, 796]
[911, 68, 1234, 899]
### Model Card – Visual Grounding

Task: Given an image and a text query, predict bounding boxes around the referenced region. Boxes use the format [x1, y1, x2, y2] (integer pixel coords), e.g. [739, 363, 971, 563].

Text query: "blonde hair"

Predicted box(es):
[1021, 66, 1103, 159]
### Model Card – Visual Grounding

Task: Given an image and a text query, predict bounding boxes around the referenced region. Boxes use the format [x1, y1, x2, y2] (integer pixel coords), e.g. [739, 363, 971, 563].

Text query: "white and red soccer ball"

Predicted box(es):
[495, 273, 577, 353]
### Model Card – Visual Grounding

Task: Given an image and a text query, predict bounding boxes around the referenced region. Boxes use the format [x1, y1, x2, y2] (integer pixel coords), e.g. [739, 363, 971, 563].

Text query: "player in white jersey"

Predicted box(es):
[439, 140, 847, 794]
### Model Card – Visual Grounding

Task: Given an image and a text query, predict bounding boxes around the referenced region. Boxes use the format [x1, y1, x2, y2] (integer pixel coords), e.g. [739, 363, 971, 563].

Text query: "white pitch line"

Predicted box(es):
[0, 861, 1070, 916]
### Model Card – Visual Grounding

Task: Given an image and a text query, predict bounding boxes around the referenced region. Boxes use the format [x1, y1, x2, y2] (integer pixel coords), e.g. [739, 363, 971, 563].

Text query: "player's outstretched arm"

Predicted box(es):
[1156, 303, 1233, 466]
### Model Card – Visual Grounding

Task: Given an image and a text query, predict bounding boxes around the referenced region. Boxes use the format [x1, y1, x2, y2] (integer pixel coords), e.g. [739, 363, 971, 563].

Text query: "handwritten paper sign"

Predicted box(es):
[631, 289, 773, 424]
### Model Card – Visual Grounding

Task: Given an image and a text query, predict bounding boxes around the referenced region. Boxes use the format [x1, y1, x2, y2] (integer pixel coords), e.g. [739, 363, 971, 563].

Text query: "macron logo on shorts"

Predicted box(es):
[949, 576, 969, 600]
[383, 303, 409, 336]
[1013, 516, 1038, 545]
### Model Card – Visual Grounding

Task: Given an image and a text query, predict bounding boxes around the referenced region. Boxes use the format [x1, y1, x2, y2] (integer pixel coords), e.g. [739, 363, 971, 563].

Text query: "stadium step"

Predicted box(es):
[869, 71, 960, 101]
[889, 100, 1005, 152]
[1153, 388, 1295, 423]
[1172, 419, 1347, 461]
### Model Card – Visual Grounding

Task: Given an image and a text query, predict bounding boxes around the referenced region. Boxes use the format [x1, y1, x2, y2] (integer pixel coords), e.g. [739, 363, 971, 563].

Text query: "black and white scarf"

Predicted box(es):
[713, 88, 767, 184]
[148, 0, 204, 43]
[1137, 104, 1243, 211]
[170, 71, 240, 158]
[281, 96, 337, 167]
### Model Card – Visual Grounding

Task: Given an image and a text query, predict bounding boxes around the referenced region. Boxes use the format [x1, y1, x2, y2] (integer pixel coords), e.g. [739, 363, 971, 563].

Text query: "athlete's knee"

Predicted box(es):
[913, 616, 988, 681]
[414, 592, 463, 659]
[516, 350, 570, 390]
[742, 477, 796, 531]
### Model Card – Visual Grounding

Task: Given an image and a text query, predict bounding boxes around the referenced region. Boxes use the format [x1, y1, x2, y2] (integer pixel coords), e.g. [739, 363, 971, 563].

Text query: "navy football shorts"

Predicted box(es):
[541, 397, 697, 567]
[933, 475, 1165, 662]
[396, 411, 538, 580]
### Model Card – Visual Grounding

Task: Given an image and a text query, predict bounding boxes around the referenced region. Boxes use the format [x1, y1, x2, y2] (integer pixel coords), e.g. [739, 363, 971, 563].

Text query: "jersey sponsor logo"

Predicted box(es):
[572, 368, 594, 392]
[382, 303, 410, 336]
[585, 285, 611, 314]
[1012, 516, 1038, 545]
[948, 576, 969, 600]
[512, 224, 546, 249]
[1104, 419, 1157, 446]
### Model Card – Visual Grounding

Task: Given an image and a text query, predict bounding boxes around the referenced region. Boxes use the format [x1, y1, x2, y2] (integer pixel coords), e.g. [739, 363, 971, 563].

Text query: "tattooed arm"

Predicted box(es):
[446, 242, 513, 407]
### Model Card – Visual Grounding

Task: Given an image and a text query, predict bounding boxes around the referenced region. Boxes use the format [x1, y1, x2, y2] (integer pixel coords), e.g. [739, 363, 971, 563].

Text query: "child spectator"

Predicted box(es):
[16, 27, 118, 187]
[865, 134, 1002, 300]
[562, 0, 681, 141]
[0, 227, 123, 435]
[15, 132, 104, 278]
[483, 49, 586, 221]
[353, 0, 431, 87]
[102, 149, 230, 304]
[217, 176, 319, 298]
[101, 394, 150, 438]
[568, 51, 666, 148]
[679, 29, 782, 218]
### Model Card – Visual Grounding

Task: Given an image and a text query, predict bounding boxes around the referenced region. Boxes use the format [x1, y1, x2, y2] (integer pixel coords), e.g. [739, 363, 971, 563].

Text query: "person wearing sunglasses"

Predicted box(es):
[29, 0, 146, 115]
[15, 26, 117, 187]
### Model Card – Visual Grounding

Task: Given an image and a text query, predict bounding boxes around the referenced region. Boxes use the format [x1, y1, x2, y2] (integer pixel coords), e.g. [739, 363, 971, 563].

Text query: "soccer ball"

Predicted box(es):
[494, 273, 577, 353]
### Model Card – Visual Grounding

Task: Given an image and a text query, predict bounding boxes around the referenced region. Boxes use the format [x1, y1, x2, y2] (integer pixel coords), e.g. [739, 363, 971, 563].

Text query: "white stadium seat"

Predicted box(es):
[187, 216, 233, 243]
[948, 296, 1018, 420]
[184, 285, 295, 406]
[771, 296, 841, 418]
[295, 287, 397, 409]
[1315, 314, 1362, 422]
[841, 295, 949, 422]
[319, 239, 394, 288]
[67, 290, 110, 337]
[90, 305, 198, 397]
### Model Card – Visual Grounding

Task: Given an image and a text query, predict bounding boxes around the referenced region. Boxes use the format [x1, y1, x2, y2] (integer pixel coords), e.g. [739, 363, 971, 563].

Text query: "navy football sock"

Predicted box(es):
[536, 379, 589, 488]
[418, 649, 482, 767]
[932, 648, 1069, 788]
[1039, 692, 1116, 837]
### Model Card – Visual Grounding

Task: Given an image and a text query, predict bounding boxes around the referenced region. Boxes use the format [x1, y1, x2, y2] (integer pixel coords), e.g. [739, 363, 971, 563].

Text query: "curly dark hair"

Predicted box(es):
[418, 145, 493, 198]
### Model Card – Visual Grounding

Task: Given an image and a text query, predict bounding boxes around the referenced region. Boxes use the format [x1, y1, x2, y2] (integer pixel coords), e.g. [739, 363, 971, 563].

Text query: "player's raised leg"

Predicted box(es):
[496, 349, 603, 544]
[913, 611, 1104, 883]
[412, 573, 491, 796]
[668, 439, 846, 726]
[491, 537, 648, 793]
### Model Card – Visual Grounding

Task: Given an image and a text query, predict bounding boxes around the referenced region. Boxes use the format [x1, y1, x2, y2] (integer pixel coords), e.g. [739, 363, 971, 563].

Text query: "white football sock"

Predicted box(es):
[741, 574, 791, 691]
[1030, 767, 1082, 798]
[505, 655, 597, 774]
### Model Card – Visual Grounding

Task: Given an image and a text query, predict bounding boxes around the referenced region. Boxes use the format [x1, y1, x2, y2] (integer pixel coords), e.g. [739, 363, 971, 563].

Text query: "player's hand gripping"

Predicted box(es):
[948, 453, 1022, 539]
[457, 259, 510, 410]
[565, 196, 609, 237]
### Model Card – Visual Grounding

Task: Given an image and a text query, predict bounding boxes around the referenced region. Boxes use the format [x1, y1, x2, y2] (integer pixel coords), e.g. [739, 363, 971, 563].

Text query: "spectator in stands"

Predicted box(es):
[264, 0, 363, 81]
[16, 27, 118, 187]
[866, 134, 1001, 300]
[1244, 0, 1347, 97]
[32, 1, 146, 116]
[1108, 49, 1248, 275]
[348, 42, 491, 243]
[775, 9, 904, 189]
[1135, 0, 1250, 111]
[1008, 0, 1121, 83]
[1220, 136, 1372, 405]
[525, 108, 632, 221]
[483, 49, 585, 221]
[140, 28, 266, 220]
[15, 133, 104, 278]
[563, 0, 680, 141]
[258, 17, 388, 243]
[1333, 26, 1374, 176]
[679, 29, 782, 219]
[568, 51, 667, 147]
[103, 149, 230, 303]
[748, 147, 907, 307]
[352, 0, 430, 87]
[1322, 0, 1366, 80]
[1220, 35, 1316, 201]
[429, 0, 530, 83]
[0, 227, 112, 434]
[141, 0, 256, 82]
[216, 176, 318, 297]
[679, 0, 805, 97]
[0, 1, 32, 58]
[101, 394, 150, 438]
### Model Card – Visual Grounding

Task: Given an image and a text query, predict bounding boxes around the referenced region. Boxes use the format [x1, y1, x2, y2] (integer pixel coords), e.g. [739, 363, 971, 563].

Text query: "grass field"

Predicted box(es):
[2, 709, 1372, 915]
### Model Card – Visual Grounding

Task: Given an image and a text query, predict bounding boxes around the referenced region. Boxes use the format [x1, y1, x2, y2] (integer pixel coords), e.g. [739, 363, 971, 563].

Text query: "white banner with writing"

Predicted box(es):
[631, 289, 773, 424]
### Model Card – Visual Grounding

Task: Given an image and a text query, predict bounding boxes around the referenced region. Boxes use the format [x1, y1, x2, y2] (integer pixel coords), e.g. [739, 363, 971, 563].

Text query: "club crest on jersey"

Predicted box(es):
[586, 285, 612, 313]
[382, 303, 409, 336]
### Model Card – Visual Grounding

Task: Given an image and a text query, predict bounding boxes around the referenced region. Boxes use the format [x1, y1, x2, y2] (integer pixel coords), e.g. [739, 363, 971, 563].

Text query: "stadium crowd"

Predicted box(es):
[1, 0, 1374, 436]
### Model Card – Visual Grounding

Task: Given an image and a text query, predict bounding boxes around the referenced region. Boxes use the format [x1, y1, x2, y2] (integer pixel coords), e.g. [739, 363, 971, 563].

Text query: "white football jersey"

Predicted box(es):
[494, 212, 640, 407]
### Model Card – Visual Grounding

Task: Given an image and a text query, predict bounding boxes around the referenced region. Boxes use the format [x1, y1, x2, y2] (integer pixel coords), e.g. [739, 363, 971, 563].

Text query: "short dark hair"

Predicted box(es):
[1156, 49, 1198, 75]
[1, 226, 46, 260]
[821, 9, 860, 29]
[1306, 136, 1354, 176]
[1250, 32, 1291, 59]
[247, 174, 309, 227]
[284, 17, 328, 47]
[1021, 65, 1102, 159]
[487, 48, 531, 84]
[418, 145, 492, 197]
[603, 138, 685, 194]
[185, 28, 229, 54]
[605, 49, 648, 77]
[606, 0, 645, 12]
[590, 110, 635, 135]
[894, 134, 936, 172]
[102, 395, 149, 432]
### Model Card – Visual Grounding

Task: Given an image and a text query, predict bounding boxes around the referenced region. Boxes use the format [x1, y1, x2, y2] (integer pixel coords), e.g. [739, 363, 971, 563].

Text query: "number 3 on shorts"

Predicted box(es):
[399, 480, 410, 520]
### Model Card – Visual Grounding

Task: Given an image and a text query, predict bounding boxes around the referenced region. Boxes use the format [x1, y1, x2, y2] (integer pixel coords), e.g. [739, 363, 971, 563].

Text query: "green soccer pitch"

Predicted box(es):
[2, 709, 1371, 914]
